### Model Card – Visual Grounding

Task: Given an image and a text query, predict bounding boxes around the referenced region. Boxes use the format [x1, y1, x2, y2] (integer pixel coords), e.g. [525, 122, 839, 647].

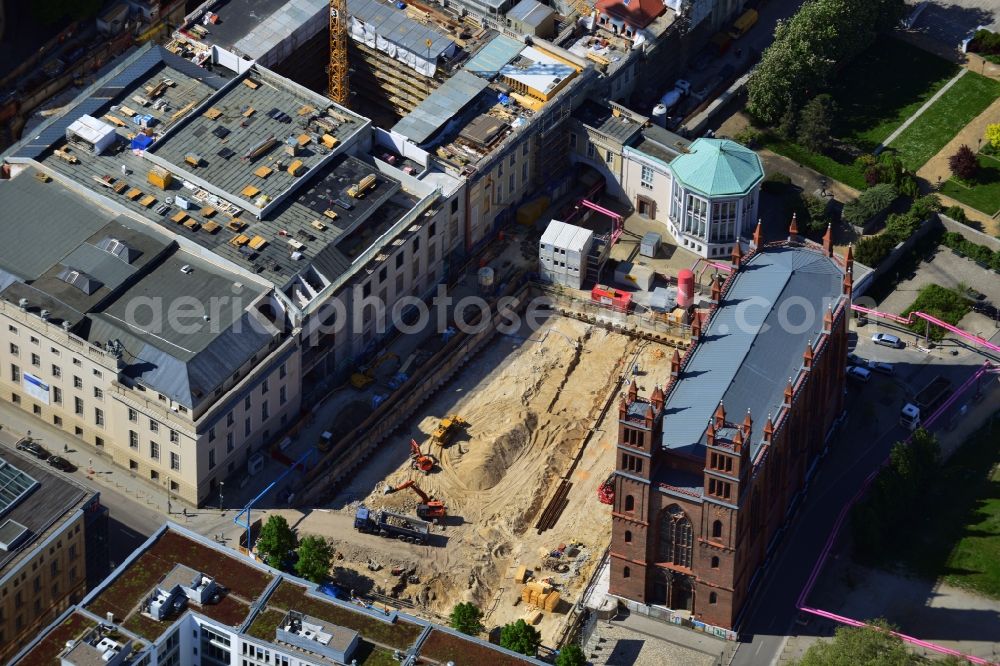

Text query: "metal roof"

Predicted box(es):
[464, 35, 524, 78]
[348, 0, 455, 60]
[541, 220, 592, 252]
[392, 70, 489, 145]
[0, 172, 114, 280]
[661, 246, 843, 459]
[7, 43, 228, 161]
[573, 99, 642, 145]
[508, 0, 554, 26]
[86, 251, 271, 408]
[670, 138, 763, 198]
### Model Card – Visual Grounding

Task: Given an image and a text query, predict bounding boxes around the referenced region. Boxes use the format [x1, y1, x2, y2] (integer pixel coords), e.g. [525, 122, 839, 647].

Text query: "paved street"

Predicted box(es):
[730, 318, 1000, 666]
[0, 423, 163, 567]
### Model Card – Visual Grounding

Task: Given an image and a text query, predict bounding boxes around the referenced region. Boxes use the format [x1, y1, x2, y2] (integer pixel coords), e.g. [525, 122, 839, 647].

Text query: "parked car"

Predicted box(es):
[871, 332, 904, 349]
[846, 366, 872, 382]
[46, 455, 75, 472]
[847, 352, 867, 366]
[16, 439, 49, 459]
[867, 360, 895, 375]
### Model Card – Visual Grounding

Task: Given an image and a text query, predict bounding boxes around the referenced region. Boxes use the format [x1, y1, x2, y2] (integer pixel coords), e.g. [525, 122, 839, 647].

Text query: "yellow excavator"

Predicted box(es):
[431, 414, 467, 446]
[350, 352, 398, 389]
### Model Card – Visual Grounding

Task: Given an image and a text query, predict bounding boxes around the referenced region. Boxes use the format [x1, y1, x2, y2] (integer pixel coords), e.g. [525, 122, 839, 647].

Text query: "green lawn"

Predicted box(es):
[940, 153, 1000, 215]
[761, 39, 1000, 187]
[889, 72, 1000, 170]
[762, 137, 868, 190]
[833, 38, 959, 150]
[888, 420, 1000, 598]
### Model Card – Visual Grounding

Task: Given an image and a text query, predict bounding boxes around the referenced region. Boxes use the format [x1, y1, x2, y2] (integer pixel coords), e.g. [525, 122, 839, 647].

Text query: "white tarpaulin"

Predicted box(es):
[66, 115, 117, 154]
[23, 373, 50, 405]
[350, 16, 443, 77]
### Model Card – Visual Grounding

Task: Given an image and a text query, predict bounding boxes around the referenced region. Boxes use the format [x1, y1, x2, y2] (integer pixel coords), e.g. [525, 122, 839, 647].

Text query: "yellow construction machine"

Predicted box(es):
[431, 414, 467, 446]
[350, 352, 398, 389]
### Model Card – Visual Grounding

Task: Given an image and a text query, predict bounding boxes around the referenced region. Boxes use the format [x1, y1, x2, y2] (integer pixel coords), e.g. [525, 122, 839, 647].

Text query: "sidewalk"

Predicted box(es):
[0, 399, 236, 539]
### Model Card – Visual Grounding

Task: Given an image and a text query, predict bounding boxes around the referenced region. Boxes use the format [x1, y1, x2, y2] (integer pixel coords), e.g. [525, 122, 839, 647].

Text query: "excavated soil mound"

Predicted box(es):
[454, 410, 537, 491]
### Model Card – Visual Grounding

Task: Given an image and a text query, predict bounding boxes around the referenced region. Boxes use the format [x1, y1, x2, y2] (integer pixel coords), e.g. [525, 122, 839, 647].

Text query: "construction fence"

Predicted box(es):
[529, 282, 693, 347]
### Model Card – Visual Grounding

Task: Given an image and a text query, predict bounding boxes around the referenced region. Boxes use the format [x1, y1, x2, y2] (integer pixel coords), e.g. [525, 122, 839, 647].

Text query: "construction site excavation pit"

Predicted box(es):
[268, 316, 678, 641]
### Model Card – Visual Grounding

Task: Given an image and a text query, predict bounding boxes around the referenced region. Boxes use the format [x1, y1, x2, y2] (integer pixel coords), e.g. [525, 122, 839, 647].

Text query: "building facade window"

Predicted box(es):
[170, 429, 179, 444]
[128, 408, 137, 422]
[640, 164, 655, 189]
[712, 520, 723, 538]
[150, 441, 159, 460]
[170, 452, 180, 471]
[658, 505, 693, 568]
[94, 408, 104, 426]
[624, 495, 635, 512]
[129, 431, 139, 449]
[149, 419, 158, 433]
[208, 449, 216, 470]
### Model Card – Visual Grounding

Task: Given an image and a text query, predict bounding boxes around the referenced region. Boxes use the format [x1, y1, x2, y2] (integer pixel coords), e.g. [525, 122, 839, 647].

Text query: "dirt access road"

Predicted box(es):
[261, 316, 675, 641]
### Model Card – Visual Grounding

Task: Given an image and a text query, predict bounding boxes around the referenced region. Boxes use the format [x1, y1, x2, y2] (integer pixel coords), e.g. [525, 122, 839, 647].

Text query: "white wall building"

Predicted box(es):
[539, 220, 594, 289]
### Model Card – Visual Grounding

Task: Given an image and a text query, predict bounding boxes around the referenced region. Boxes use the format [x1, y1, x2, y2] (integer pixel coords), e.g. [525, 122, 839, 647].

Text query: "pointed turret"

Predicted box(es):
[752, 219, 763, 248]
[822, 223, 833, 256]
[714, 401, 726, 430]
[788, 212, 799, 239]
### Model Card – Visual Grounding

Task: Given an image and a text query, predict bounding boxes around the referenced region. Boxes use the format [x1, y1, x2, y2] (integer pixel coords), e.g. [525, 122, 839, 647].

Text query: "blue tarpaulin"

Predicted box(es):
[130, 133, 154, 151]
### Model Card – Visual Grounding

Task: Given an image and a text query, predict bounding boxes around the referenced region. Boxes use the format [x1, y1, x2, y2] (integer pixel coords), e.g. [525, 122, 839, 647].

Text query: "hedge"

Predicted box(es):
[941, 231, 1000, 271]
[842, 183, 896, 228]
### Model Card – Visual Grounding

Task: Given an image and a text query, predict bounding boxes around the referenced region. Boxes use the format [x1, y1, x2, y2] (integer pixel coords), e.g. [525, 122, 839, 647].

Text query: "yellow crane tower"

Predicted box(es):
[329, 0, 350, 106]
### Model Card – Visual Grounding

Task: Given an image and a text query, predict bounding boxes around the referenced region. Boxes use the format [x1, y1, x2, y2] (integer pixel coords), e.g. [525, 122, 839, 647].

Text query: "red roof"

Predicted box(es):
[596, 0, 665, 30]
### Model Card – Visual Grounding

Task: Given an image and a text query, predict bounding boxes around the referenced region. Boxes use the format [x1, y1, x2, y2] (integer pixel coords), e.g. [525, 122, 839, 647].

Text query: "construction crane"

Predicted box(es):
[431, 414, 467, 446]
[329, 0, 350, 105]
[409, 439, 436, 474]
[383, 479, 447, 520]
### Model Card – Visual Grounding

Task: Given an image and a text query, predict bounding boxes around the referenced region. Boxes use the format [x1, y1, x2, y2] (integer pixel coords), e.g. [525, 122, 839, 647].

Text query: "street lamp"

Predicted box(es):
[219, 481, 224, 512]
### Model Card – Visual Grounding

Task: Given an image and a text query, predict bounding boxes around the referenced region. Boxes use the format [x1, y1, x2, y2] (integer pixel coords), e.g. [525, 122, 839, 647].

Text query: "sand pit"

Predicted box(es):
[275, 317, 676, 640]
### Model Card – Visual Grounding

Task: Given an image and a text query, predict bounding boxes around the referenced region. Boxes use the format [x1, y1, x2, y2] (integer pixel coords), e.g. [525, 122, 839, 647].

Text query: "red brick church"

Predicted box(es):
[609, 223, 852, 629]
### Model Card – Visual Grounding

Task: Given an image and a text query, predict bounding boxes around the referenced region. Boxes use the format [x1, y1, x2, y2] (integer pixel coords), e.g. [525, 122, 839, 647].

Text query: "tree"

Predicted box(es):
[499, 619, 542, 656]
[449, 602, 484, 635]
[802, 195, 829, 234]
[555, 644, 587, 666]
[777, 101, 798, 141]
[986, 123, 1000, 150]
[295, 535, 332, 583]
[948, 145, 978, 181]
[256, 515, 297, 569]
[795, 619, 916, 665]
[797, 95, 834, 152]
[747, 0, 906, 124]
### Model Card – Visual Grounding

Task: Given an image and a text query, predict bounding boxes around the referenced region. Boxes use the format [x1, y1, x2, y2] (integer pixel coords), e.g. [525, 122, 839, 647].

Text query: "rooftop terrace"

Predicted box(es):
[16, 525, 545, 665]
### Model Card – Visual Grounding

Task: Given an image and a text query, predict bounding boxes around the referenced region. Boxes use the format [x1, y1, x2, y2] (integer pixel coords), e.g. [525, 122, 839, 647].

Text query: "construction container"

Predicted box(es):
[288, 160, 304, 176]
[591, 285, 632, 312]
[640, 231, 661, 258]
[147, 167, 172, 190]
[615, 262, 654, 291]
[516, 196, 549, 226]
